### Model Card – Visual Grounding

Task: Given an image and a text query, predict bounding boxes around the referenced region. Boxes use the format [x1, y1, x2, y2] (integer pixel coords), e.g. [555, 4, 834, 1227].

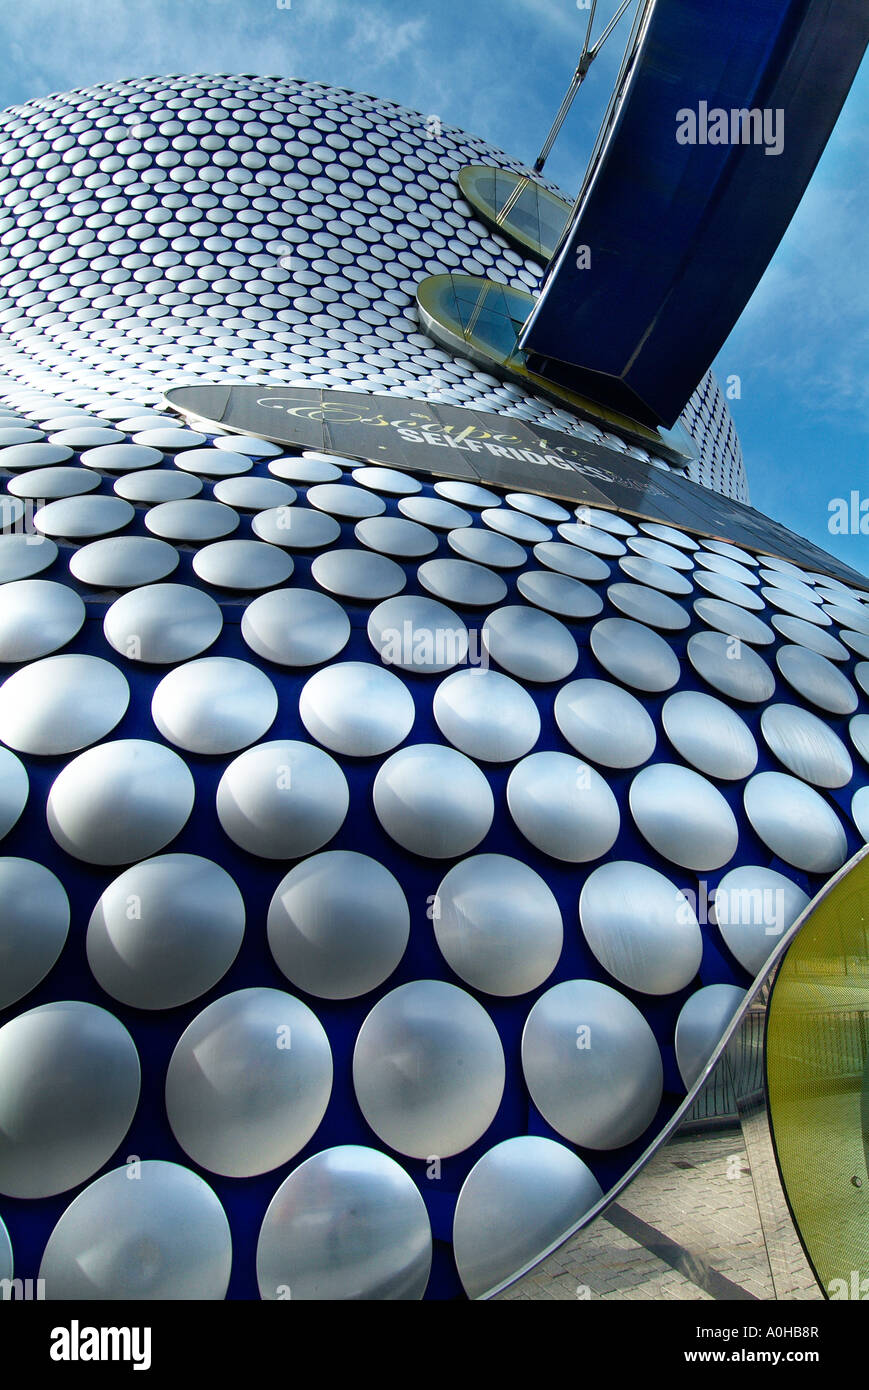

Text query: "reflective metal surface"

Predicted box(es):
[308, 482, 385, 519]
[418, 558, 506, 607]
[267, 851, 409, 999]
[433, 667, 540, 763]
[216, 740, 349, 859]
[687, 630, 776, 702]
[311, 547, 405, 600]
[0, 534, 58, 583]
[69, 535, 179, 588]
[743, 771, 848, 871]
[299, 662, 415, 756]
[580, 860, 703, 995]
[145, 498, 239, 542]
[516, 569, 603, 619]
[771, 613, 849, 660]
[151, 657, 278, 755]
[533, 539, 610, 582]
[355, 515, 438, 558]
[554, 678, 656, 769]
[192, 539, 294, 591]
[165, 988, 332, 1177]
[0, 747, 28, 840]
[607, 581, 689, 630]
[694, 597, 775, 645]
[629, 763, 739, 871]
[619, 555, 693, 595]
[47, 739, 195, 866]
[0, 654, 129, 755]
[39, 1161, 232, 1300]
[368, 596, 469, 674]
[373, 743, 494, 857]
[775, 644, 858, 714]
[433, 854, 563, 996]
[87, 853, 245, 1010]
[453, 1137, 603, 1299]
[675, 985, 747, 1088]
[114, 469, 202, 502]
[34, 495, 134, 539]
[661, 690, 758, 780]
[104, 583, 223, 663]
[0, 1001, 140, 1198]
[253, 504, 341, 550]
[521, 980, 663, 1149]
[241, 588, 350, 667]
[0, 579, 85, 661]
[448, 526, 527, 568]
[481, 604, 577, 683]
[0, 858, 69, 1010]
[760, 702, 853, 788]
[714, 865, 810, 975]
[257, 1145, 431, 1300]
[352, 980, 505, 1157]
[590, 617, 680, 693]
[507, 751, 620, 862]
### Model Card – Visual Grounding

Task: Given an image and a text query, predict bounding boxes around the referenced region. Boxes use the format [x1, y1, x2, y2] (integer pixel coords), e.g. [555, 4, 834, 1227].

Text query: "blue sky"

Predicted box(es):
[0, 0, 866, 572]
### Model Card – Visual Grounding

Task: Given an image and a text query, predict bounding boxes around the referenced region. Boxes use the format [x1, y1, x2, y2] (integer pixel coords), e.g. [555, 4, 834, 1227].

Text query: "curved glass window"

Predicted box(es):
[457, 166, 571, 262]
[416, 273, 695, 465]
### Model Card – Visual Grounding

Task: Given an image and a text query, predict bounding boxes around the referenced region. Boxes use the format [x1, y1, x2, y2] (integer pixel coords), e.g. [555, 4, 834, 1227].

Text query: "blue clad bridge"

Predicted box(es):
[520, 0, 869, 428]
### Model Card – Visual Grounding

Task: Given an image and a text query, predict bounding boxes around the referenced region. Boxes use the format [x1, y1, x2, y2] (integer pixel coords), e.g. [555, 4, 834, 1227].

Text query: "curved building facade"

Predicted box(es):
[0, 74, 747, 499]
[0, 74, 865, 1303]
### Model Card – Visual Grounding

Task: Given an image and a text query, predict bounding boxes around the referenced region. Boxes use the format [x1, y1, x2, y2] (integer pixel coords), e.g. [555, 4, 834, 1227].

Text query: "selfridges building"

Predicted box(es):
[0, 73, 866, 1301]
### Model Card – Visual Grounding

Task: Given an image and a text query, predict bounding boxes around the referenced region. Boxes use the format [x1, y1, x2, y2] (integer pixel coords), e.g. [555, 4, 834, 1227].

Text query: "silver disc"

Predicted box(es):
[0, 858, 70, 1010]
[521, 979, 663, 1149]
[554, 678, 656, 769]
[661, 690, 758, 780]
[355, 515, 438, 558]
[533, 540, 610, 582]
[34, 495, 134, 539]
[0, 747, 28, 840]
[713, 865, 810, 974]
[165, 987, 332, 1177]
[114, 469, 202, 502]
[743, 771, 848, 872]
[629, 763, 739, 871]
[776, 644, 857, 714]
[87, 853, 245, 1010]
[299, 661, 415, 756]
[257, 1145, 431, 1301]
[580, 860, 703, 994]
[619, 555, 693, 595]
[760, 703, 852, 788]
[241, 588, 350, 667]
[69, 535, 180, 588]
[311, 547, 405, 600]
[268, 851, 409, 999]
[606, 581, 690, 631]
[307, 482, 385, 519]
[453, 1136, 603, 1299]
[103, 583, 223, 664]
[481, 604, 577, 683]
[447, 526, 526, 568]
[0, 654, 129, 755]
[507, 750, 620, 862]
[47, 739, 195, 866]
[145, 498, 239, 543]
[694, 597, 775, 644]
[151, 657, 278, 754]
[192, 539, 294, 590]
[0, 534, 58, 583]
[770, 614, 849, 660]
[516, 568, 603, 619]
[373, 743, 494, 857]
[590, 616, 680, 692]
[418, 558, 506, 607]
[216, 739, 349, 859]
[433, 854, 563, 996]
[675, 985, 747, 1089]
[352, 980, 505, 1158]
[0, 579, 85, 661]
[368, 595, 469, 674]
[39, 1160, 232, 1301]
[0, 1001, 140, 1198]
[687, 630, 776, 702]
[252, 505, 342, 549]
[433, 667, 540, 763]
